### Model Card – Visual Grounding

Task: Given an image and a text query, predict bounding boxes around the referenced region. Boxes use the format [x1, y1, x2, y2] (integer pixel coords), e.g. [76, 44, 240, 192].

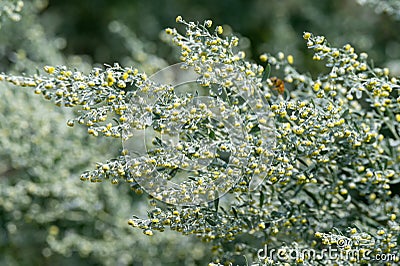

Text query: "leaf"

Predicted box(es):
[231, 206, 238, 218]
[344, 194, 352, 204]
[261, 63, 271, 82]
[113, 117, 120, 125]
[208, 129, 216, 140]
[205, 217, 217, 226]
[356, 90, 362, 99]
[320, 149, 329, 155]
[270, 211, 285, 218]
[340, 109, 349, 119]
[152, 136, 163, 146]
[366, 136, 376, 144]
[297, 158, 309, 167]
[249, 124, 261, 134]
[168, 168, 179, 178]
[220, 206, 228, 215]
[390, 178, 400, 184]
[309, 97, 315, 107]
[303, 188, 320, 207]
[243, 216, 253, 228]
[259, 191, 265, 208]
[213, 197, 219, 212]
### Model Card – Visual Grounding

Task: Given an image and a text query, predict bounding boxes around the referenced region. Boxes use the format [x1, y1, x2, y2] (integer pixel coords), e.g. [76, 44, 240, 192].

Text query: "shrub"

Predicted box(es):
[0, 3, 210, 265]
[1, 5, 400, 266]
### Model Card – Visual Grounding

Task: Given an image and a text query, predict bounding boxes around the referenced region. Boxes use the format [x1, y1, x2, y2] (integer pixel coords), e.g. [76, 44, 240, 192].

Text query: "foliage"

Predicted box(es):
[0, 2, 210, 266]
[42, 0, 400, 72]
[2, 11, 400, 265]
[356, 0, 400, 20]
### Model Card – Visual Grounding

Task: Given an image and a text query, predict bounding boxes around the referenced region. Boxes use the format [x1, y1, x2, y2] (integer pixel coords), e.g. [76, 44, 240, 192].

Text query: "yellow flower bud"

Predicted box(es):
[303, 32, 311, 39]
[216, 26, 223, 35]
[287, 55, 294, 64]
[44, 66, 55, 74]
[176, 16, 183, 23]
[259, 54, 268, 62]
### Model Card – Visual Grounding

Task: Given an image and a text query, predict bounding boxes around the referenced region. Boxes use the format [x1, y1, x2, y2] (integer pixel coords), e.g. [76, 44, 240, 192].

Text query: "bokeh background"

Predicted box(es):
[1, 0, 400, 265]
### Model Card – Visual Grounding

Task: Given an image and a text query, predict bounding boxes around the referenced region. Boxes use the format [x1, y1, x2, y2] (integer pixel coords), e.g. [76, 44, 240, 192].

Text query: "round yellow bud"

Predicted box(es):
[144, 229, 153, 236]
[303, 32, 311, 39]
[287, 55, 294, 64]
[259, 54, 268, 62]
[176, 16, 183, 23]
[216, 26, 223, 35]
[377, 229, 385, 236]
[44, 66, 55, 74]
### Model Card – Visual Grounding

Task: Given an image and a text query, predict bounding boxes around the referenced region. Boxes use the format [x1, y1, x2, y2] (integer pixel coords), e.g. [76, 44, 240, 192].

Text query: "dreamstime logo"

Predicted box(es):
[219, 239, 398, 266]
[250, 243, 398, 265]
[123, 62, 275, 206]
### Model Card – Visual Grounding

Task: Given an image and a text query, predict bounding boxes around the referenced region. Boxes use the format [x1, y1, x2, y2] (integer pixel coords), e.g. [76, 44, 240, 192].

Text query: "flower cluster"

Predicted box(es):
[0, 63, 171, 134]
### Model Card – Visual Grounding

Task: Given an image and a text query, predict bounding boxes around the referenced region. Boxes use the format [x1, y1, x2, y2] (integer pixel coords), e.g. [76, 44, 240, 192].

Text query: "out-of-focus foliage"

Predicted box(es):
[108, 20, 168, 73]
[357, 0, 400, 20]
[44, 0, 400, 74]
[0, 2, 210, 266]
[0, 0, 63, 73]
[0, 0, 24, 27]
[0, 84, 209, 266]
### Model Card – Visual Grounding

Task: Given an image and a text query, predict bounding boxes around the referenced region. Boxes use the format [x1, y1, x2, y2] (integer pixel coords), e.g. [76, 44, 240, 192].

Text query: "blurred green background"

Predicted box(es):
[43, 0, 400, 73]
[1, 0, 400, 265]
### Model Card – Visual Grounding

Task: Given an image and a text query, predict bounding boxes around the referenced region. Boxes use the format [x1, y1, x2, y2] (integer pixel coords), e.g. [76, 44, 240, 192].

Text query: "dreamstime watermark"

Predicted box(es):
[250, 244, 398, 265]
[216, 232, 398, 265]
[123, 62, 275, 206]
[214, 241, 398, 266]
